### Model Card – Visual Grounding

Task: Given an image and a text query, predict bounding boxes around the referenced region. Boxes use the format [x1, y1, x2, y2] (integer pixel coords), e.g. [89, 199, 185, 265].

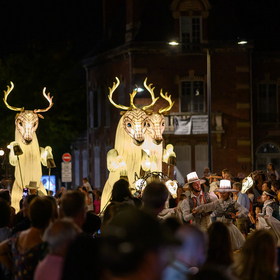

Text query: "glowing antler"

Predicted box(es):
[3, 82, 24, 111]
[158, 90, 175, 114]
[34, 88, 54, 113]
[129, 87, 138, 109]
[108, 77, 131, 111]
[142, 78, 159, 111]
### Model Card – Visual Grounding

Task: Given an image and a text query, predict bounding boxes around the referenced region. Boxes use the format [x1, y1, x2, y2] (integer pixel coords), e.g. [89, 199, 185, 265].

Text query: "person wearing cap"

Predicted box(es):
[181, 172, 218, 230]
[26, 181, 46, 196]
[194, 180, 249, 251]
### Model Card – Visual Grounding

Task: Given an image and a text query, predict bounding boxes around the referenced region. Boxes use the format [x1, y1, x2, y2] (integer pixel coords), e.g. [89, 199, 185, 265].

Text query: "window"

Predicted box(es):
[89, 90, 93, 128]
[82, 150, 88, 178]
[74, 150, 80, 186]
[181, 81, 204, 112]
[255, 143, 280, 172]
[174, 145, 191, 186]
[258, 83, 277, 122]
[180, 16, 201, 51]
[195, 144, 208, 177]
[93, 89, 98, 127]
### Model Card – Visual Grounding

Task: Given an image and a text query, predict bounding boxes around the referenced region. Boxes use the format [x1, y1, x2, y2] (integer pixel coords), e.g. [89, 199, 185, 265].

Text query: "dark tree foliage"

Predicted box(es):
[0, 43, 87, 177]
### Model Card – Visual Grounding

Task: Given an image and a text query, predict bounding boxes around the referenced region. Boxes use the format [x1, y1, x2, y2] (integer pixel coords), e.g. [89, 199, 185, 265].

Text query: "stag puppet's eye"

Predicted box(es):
[19, 121, 23, 127]
[127, 123, 131, 127]
[33, 123, 37, 128]
[162, 122, 165, 126]
[147, 123, 151, 127]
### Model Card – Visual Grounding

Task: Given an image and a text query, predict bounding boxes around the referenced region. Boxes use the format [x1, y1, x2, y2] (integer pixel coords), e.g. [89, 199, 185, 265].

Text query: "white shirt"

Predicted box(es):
[181, 191, 218, 230]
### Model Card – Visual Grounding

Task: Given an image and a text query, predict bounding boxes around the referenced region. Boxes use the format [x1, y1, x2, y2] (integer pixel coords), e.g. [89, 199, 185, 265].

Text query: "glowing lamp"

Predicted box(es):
[0, 149, 4, 156]
[238, 41, 247, 45]
[135, 179, 147, 191]
[166, 180, 178, 198]
[241, 176, 253, 194]
[169, 41, 179, 46]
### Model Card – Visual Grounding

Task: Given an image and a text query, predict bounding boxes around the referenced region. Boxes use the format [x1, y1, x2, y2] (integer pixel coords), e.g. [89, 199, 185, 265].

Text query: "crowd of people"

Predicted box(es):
[0, 165, 279, 280]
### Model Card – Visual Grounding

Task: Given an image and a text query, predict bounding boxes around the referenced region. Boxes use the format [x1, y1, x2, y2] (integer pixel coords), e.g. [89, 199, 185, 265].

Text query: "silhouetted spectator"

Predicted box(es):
[34, 219, 80, 280]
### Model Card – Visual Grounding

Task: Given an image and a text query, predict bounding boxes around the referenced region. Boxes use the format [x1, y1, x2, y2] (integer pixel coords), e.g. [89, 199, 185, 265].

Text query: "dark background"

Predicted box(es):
[0, 0, 280, 183]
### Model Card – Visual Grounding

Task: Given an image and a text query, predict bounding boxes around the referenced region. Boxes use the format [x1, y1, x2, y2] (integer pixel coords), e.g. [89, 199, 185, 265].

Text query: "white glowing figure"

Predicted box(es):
[142, 78, 175, 172]
[3, 82, 54, 212]
[101, 78, 158, 209]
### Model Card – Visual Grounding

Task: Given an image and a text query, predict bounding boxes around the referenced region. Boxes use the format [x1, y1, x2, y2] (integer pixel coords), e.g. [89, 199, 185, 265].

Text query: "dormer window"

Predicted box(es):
[180, 16, 201, 43]
[180, 16, 201, 51]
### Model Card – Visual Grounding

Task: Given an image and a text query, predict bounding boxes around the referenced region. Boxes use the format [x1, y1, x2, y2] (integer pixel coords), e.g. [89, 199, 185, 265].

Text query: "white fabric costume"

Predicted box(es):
[196, 197, 248, 250]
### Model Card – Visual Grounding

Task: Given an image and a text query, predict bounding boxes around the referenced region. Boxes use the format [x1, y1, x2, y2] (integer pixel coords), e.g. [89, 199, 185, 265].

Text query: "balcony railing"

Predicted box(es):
[163, 112, 224, 135]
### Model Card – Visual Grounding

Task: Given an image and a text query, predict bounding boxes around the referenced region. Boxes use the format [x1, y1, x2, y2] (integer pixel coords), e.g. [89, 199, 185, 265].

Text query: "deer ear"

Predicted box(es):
[37, 114, 44, 119]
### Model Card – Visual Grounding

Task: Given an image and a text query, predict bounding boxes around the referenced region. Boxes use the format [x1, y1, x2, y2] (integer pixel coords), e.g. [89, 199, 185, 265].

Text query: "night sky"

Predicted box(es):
[0, 1, 103, 59]
[1, 1, 280, 59]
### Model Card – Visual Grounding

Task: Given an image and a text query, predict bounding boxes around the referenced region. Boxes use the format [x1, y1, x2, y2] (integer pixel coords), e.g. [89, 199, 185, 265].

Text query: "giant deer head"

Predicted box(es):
[143, 78, 174, 145]
[3, 82, 54, 145]
[108, 77, 158, 146]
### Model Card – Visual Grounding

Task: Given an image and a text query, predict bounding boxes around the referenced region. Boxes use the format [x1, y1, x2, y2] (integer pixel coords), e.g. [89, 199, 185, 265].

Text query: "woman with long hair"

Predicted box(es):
[267, 162, 279, 180]
[204, 222, 233, 268]
[0, 196, 53, 279]
[111, 179, 133, 203]
[232, 229, 277, 280]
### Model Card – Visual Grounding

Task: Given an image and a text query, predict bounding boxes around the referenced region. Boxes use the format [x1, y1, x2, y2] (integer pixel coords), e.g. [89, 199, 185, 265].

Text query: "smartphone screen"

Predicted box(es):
[23, 188, 28, 198]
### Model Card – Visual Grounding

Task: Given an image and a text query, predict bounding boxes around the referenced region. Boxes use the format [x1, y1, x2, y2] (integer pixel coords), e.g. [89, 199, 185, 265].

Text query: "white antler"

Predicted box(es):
[34, 88, 54, 113]
[108, 77, 131, 111]
[3, 81, 24, 112]
[158, 89, 175, 114]
[142, 78, 159, 111]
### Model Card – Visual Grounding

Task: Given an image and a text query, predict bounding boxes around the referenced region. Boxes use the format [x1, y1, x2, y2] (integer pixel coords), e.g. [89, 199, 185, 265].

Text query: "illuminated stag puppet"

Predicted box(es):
[3, 82, 54, 212]
[142, 78, 175, 172]
[101, 77, 159, 209]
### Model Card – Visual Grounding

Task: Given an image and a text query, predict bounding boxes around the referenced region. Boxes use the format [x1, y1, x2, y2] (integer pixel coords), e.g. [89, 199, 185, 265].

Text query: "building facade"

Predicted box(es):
[78, 0, 279, 189]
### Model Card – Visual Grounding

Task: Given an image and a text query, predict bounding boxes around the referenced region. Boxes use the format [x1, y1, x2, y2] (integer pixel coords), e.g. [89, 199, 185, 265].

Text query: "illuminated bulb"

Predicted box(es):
[0, 150, 4, 156]
[134, 87, 144, 92]
[169, 41, 179, 46]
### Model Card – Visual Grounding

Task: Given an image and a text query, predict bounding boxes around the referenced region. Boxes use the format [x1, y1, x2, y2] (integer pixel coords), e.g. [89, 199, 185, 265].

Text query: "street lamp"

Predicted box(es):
[206, 48, 212, 171]
[169, 41, 179, 46]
